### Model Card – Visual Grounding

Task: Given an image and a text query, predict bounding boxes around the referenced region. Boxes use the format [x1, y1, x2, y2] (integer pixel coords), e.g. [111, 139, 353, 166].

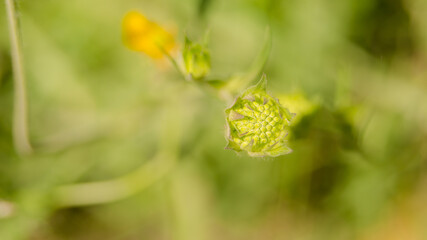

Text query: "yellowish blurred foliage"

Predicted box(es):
[360, 178, 427, 240]
[122, 11, 175, 59]
[278, 92, 317, 125]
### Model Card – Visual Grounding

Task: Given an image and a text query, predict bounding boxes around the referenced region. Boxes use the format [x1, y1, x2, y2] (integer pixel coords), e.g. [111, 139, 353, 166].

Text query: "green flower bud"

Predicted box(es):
[225, 75, 294, 157]
[183, 37, 211, 80]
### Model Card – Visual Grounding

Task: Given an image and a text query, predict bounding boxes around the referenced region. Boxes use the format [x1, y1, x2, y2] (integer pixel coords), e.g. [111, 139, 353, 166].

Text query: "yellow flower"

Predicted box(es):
[122, 11, 175, 59]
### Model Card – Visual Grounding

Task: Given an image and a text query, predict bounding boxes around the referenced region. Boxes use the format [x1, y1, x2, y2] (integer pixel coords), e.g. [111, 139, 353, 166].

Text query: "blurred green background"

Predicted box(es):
[1, 0, 427, 239]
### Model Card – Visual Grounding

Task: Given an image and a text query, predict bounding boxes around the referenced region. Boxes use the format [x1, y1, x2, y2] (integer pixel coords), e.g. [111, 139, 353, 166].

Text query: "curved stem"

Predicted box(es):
[53, 99, 183, 208]
[53, 153, 175, 208]
[5, 0, 33, 155]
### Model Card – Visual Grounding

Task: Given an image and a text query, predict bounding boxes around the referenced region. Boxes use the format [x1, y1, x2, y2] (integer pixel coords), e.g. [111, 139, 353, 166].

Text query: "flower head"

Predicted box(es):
[225, 75, 294, 157]
[122, 11, 175, 59]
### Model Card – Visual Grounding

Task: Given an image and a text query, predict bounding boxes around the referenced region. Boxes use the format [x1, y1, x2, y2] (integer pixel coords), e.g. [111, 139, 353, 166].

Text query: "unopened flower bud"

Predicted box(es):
[183, 37, 210, 80]
[225, 75, 294, 157]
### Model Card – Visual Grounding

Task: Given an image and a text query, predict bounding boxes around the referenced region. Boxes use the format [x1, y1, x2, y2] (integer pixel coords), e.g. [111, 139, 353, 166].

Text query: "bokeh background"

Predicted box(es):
[1, 0, 427, 239]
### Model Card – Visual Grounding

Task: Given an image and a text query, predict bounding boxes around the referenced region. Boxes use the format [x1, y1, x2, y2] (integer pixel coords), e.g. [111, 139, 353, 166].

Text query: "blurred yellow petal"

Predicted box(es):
[122, 11, 175, 59]
[278, 92, 318, 125]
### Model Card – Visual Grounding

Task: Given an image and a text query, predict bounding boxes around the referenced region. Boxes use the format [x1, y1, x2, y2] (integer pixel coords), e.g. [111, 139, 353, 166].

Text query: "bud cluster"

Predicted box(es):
[225, 75, 293, 157]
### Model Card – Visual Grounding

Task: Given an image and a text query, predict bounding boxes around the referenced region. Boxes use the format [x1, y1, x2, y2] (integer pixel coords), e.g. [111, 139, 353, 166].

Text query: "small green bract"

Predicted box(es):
[225, 75, 294, 157]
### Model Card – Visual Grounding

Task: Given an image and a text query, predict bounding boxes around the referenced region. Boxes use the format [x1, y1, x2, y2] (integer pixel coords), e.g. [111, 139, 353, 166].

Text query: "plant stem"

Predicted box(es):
[157, 44, 189, 80]
[53, 99, 182, 208]
[54, 153, 175, 207]
[5, 0, 33, 155]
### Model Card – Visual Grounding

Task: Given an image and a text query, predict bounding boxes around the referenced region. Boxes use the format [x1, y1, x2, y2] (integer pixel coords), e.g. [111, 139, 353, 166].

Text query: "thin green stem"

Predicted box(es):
[157, 43, 189, 80]
[5, 0, 33, 155]
[53, 99, 182, 208]
[53, 153, 175, 207]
